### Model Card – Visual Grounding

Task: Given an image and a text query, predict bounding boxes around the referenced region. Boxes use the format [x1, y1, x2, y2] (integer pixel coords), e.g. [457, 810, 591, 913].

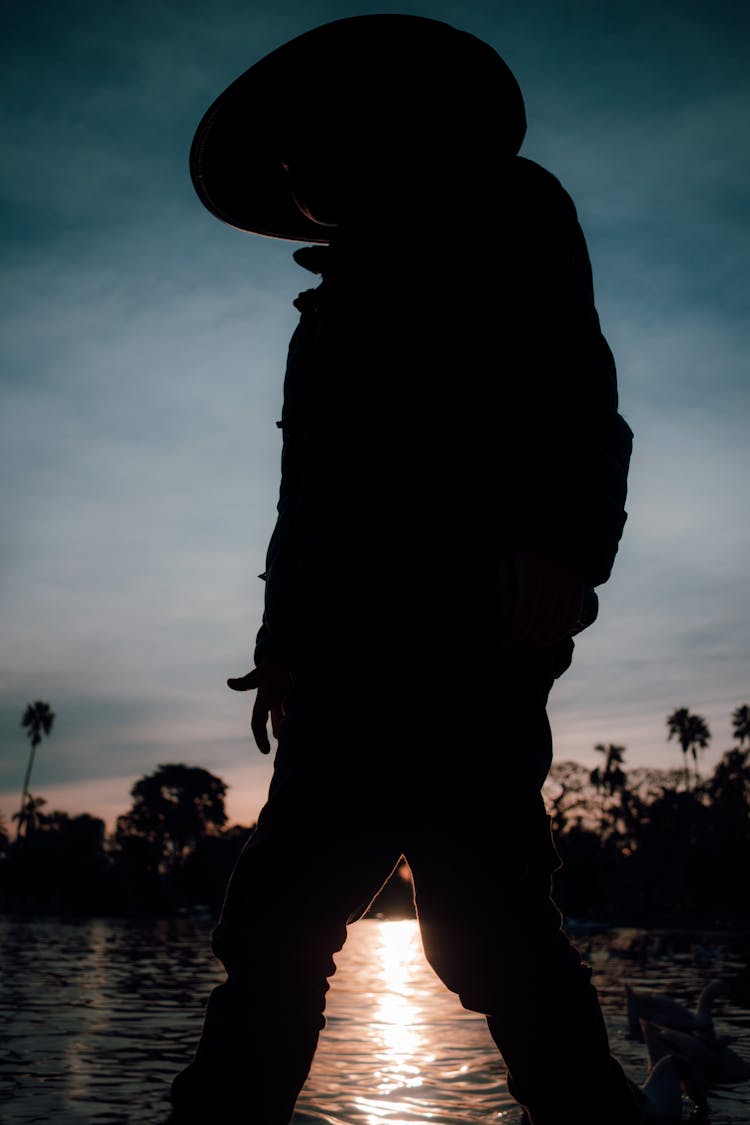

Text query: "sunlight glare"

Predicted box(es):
[370, 920, 426, 1098]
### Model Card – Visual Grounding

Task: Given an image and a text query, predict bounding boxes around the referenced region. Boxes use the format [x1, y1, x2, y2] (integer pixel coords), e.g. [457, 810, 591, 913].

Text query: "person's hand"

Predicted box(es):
[227, 660, 291, 755]
[504, 549, 585, 653]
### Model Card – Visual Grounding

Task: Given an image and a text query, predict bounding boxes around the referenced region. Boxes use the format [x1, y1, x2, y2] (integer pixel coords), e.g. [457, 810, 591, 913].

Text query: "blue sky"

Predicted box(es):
[2, 0, 748, 832]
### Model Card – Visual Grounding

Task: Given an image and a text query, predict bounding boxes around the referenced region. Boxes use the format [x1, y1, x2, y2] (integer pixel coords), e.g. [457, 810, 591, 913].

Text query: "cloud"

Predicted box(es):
[2, 0, 748, 828]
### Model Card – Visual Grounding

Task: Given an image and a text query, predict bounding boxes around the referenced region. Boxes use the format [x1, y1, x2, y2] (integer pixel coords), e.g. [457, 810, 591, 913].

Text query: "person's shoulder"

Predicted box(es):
[512, 156, 564, 188]
[508, 157, 579, 222]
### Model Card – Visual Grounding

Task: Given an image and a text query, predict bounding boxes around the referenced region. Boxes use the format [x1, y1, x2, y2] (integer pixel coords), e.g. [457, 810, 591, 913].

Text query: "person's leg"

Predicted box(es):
[405, 653, 642, 1125]
[167, 687, 402, 1124]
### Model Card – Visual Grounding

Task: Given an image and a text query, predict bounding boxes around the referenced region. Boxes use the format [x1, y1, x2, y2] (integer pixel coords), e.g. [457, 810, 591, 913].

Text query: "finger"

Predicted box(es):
[513, 562, 585, 648]
[523, 601, 568, 648]
[251, 696, 271, 755]
[227, 670, 260, 692]
[538, 583, 584, 644]
[270, 705, 283, 739]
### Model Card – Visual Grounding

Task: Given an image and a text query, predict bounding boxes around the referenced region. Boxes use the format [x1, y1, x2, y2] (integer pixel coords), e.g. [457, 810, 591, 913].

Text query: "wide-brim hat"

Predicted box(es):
[189, 13, 526, 243]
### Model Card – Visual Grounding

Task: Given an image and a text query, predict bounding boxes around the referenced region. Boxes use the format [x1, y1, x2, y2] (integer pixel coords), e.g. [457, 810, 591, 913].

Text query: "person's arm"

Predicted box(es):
[227, 284, 321, 750]
[500, 160, 633, 647]
[501, 549, 588, 653]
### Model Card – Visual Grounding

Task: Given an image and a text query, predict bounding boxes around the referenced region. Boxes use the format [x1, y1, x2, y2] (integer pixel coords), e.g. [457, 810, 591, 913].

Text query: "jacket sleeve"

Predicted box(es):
[252, 426, 301, 669]
[503, 160, 633, 588]
[251, 285, 319, 668]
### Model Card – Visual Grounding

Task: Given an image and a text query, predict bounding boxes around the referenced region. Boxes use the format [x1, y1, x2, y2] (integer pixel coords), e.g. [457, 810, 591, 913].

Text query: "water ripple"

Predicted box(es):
[1, 916, 748, 1123]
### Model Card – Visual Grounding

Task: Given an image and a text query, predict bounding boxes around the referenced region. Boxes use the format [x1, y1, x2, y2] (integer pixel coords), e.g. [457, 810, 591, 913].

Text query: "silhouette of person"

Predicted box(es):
[168, 15, 640, 1125]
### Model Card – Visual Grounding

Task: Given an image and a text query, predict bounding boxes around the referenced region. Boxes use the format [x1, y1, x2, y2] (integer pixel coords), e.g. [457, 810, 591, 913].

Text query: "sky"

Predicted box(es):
[1, 0, 748, 834]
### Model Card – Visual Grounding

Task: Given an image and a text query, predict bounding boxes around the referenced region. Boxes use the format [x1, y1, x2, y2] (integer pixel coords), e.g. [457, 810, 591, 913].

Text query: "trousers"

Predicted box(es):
[168, 645, 642, 1125]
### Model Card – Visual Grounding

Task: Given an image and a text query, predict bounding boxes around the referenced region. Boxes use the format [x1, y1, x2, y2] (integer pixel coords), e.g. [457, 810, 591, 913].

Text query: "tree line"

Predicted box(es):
[1, 701, 748, 926]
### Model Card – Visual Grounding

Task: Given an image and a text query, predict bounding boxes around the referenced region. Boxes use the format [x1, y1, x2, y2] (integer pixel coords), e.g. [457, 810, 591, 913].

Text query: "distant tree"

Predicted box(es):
[16, 701, 55, 839]
[544, 761, 593, 835]
[613, 767, 683, 849]
[666, 707, 711, 790]
[116, 763, 228, 873]
[631, 787, 713, 924]
[707, 745, 750, 815]
[590, 743, 627, 795]
[4, 808, 108, 913]
[626, 766, 685, 803]
[732, 704, 750, 748]
[177, 824, 255, 914]
[12, 794, 47, 839]
[365, 860, 415, 919]
[702, 748, 750, 926]
[589, 744, 628, 834]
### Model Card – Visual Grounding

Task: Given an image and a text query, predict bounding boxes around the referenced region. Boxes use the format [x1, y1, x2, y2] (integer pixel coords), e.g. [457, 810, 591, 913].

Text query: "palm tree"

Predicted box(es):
[12, 795, 48, 838]
[666, 707, 710, 790]
[589, 743, 627, 833]
[732, 704, 750, 748]
[16, 701, 55, 840]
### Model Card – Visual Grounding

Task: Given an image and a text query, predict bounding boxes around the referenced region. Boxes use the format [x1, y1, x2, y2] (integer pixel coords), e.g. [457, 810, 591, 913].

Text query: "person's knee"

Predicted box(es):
[418, 895, 583, 1017]
[419, 919, 509, 1012]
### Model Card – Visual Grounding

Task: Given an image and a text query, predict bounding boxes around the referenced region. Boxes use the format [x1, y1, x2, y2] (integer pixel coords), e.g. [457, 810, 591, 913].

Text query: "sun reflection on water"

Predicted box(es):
[368, 919, 433, 1100]
[6, 916, 747, 1125]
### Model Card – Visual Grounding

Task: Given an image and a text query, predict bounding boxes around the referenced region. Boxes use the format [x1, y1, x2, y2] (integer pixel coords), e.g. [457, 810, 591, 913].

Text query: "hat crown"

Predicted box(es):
[190, 15, 526, 241]
[250, 15, 525, 140]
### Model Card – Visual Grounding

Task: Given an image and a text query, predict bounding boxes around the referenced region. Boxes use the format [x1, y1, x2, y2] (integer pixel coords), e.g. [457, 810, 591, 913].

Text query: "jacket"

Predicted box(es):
[252, 157, 633, 672]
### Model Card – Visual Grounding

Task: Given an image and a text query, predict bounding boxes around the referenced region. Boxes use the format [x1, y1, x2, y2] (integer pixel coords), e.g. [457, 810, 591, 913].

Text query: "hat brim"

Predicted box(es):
[190, 66, 328, 243]
[189, 14, 526, 243]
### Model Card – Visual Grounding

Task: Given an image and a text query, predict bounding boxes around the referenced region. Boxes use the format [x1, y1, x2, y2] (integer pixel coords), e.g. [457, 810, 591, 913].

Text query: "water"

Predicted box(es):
[1, 915, 749, 1123]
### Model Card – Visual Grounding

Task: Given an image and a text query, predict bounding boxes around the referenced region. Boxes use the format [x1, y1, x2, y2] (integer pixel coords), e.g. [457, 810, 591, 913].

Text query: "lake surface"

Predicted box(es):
[1, 915, 749, 1124]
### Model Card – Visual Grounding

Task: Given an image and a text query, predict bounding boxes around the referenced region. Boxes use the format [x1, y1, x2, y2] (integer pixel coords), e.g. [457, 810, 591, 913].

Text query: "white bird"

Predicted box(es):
[640, 1017, 708, 1110]
[517, 1056, 684, 1125]
[641, 1016, 750, 1110]
[651, 1022, 750, 1085]
[629, 1055, 684, 1125]
[624, 979, 722, 1042]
